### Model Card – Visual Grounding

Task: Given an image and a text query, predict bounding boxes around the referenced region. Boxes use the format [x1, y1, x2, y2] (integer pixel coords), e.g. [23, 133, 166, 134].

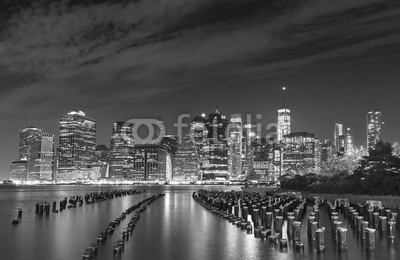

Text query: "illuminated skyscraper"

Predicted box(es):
[243, 123, 256, 170]
[18, 126, 54, 181]
[367, 109, 383, 150]
[172, 136, 199, 181]
[345, 127, 354, 154]
[201, 109, 229, 180]
[109, 121, 134, 179]
[57, 111, 96, 181]
[334, 121, 344, 154]
[277, 87, 291, 142]
[229, 114, 242, 177]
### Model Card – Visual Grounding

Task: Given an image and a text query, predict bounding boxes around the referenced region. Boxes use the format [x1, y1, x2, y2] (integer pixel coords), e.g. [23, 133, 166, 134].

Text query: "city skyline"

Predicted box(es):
[1, 0, 400, 177]
[6, 106, 389, 181]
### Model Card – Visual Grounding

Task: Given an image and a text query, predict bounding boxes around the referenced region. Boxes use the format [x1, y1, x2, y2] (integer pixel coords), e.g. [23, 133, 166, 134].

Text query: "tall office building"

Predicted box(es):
[18, 126, 54, 181]
[229, 114, 243, 177]
[345, 127, 354, 154]
[252, 137, 275, 181]
[277, 87, 291, 142]
[57, 111, 96, 181]
[282, 132, 316, 174]
[172, 136, 199, 181]
[201, 109, 229, 180]
[109, 122, 135, 179]
[242, 124, 256, 170]
[133, 144, 167, 181]
[367, 109, 383, 150]
[334, 121, 344, 154]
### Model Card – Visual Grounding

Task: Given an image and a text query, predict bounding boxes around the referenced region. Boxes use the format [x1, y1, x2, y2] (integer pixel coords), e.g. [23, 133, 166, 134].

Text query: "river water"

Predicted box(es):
[0, 185, 399, 260]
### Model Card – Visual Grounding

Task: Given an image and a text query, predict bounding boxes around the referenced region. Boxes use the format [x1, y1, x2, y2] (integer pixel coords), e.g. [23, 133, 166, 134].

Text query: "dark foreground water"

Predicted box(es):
[0, 185, 399, 260]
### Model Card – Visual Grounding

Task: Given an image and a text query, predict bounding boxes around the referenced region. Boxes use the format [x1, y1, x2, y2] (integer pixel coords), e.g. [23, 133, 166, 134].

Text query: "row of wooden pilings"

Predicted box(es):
[193, 190, 307, 252]
[33, 189, 143, 217]
[82, 193, 165, 260]
[326, 198, 398, 253]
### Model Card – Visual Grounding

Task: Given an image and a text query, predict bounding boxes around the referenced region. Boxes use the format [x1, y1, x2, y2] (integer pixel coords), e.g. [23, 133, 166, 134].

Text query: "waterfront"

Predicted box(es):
[1, 185, 400, 260]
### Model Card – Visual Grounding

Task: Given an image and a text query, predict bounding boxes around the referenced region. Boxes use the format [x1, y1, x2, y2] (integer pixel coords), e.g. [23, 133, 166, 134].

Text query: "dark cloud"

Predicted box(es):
[0, 0, 400, 176]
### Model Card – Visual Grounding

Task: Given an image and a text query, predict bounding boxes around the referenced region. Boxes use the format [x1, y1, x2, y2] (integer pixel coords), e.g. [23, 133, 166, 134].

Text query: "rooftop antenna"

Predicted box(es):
[282, 86, 286, 107]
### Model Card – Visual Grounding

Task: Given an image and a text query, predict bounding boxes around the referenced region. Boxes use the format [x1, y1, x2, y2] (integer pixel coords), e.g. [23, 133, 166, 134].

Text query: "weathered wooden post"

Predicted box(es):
[365, 228, 376, 253]
[337, 227, 348, 252]
[316, 227, 325, 253]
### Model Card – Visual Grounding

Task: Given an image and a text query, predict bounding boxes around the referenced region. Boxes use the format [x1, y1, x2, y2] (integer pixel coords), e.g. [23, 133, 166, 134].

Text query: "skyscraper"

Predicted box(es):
[201, 109, 229, 180]
[367, 109, 383, 150]
[18, 126, 54, 181]
[277, 87, 291, 142]
[242, 123, 256, 171]
[345, 127, 354, 154]
[57, 111, 96, 181]
[172, 136, 199, 181]
[133, 144, 167, 181]
[109, 121, 134, 179]
[334, 121, 344, 154]
[229, 114, 242, 178]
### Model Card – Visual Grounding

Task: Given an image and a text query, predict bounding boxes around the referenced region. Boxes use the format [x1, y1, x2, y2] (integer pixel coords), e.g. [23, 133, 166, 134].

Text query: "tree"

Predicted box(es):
[355, 141, 400, 175]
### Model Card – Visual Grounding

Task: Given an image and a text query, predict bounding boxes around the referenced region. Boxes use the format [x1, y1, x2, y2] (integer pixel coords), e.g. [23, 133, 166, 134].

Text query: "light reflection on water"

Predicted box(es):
[0, 185, 399, 260]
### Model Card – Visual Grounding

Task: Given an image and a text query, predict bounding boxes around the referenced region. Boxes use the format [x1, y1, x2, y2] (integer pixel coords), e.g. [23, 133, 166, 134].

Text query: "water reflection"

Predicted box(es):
[1, 186, 400, 260]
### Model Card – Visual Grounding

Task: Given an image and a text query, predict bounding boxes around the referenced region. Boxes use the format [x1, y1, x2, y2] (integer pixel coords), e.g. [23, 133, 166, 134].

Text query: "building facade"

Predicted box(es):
[57, 111, 96, 181]
[109, 122, 135, 179]
[367, 109, 383, 150]
[18, 126, 54, 181]
[228, 114, 243, 178]
[282, 132, 316, 174]
[172, 136, 199, 181]
[133, 144, 167, 181]
[10, 160, 28, 182]
[277, 108, 291, 142]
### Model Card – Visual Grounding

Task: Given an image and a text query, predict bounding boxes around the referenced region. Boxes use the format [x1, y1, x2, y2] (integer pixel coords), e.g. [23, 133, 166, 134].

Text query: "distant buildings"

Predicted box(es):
[367, 108, 383, 150]
[57, 111, 96, 181]
[333, 121, 354, 156]
[282, 132, 316, 174]
[8, 102, 395, 182]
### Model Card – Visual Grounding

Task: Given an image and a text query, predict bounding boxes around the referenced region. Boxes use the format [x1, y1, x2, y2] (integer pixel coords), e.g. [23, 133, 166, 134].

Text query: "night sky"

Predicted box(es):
[1, 0, 400, 178]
